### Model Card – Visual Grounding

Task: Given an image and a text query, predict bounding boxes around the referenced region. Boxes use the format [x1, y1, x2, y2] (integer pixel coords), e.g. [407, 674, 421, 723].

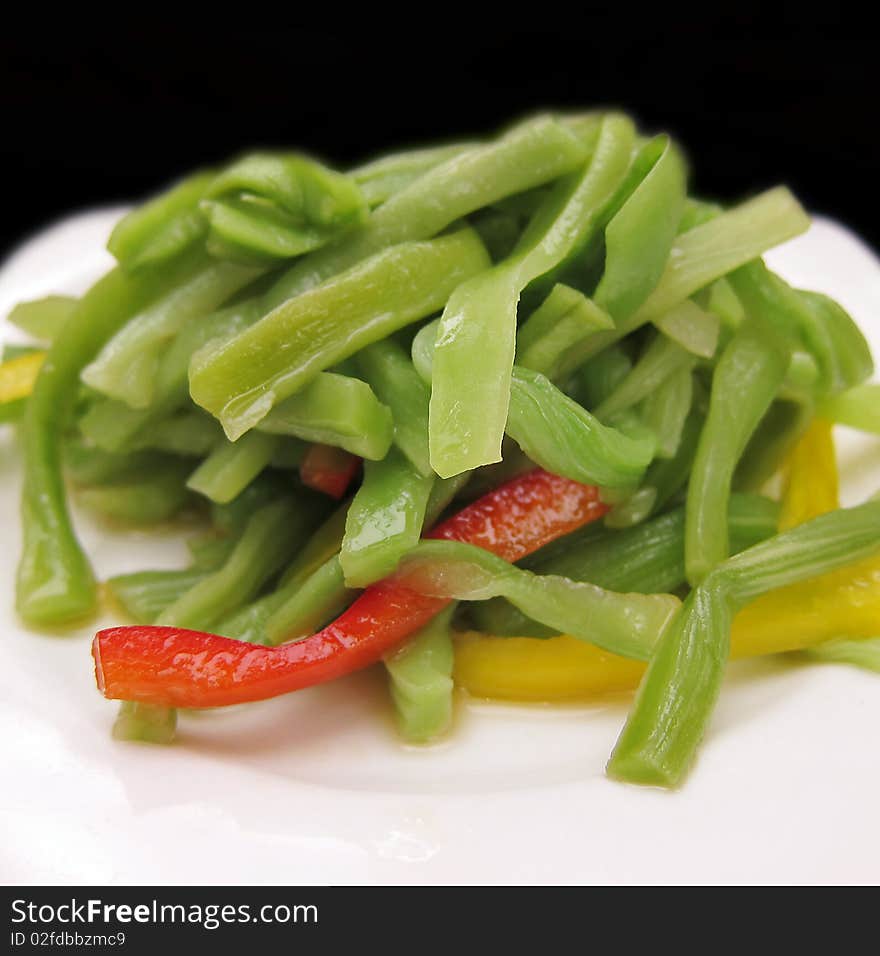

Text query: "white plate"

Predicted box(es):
[1, 209, 879, 886]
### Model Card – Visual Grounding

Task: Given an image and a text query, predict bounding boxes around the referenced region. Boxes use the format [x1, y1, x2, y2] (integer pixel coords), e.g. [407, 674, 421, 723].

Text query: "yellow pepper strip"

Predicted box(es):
[456, 556, 880, 700]
[456, 418, 871, 702]
[0, 351, 46, 406]
[728, 555, 880, 657]
[454, 631, 646, 701]
[777, 417, 838, 530]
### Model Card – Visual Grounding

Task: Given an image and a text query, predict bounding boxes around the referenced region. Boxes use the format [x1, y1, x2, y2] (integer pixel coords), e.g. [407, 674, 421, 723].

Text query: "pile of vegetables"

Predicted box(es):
[3, 111, 879, 788]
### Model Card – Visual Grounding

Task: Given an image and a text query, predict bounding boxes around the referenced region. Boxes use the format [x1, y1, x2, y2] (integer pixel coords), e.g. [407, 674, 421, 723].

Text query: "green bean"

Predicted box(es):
[820, 383, 880, 435]
[685, 319, 789, 584]
[17, 249, 206, 626]
[355, 339, 432, 475]
[429, 114, 635, 477]
[201, 153, 367, 264]
[260, 372, 393, 460]
[593, 134, 686, 320]
[471, 494, 779, 636]
[730, 261, 873, 396]
[218, 501, 349, 644]
[208, 470, 295, 536]
[653, 300, 720, 359]
[733, 399, 812, 493]
[340, 449, 434, 587]
[82, 255, 262, 408]
[396, 540, 680, 661]
[595, 333, 694, 420]
[506, 366, 655, 490]
[803, 637, 880, 673]
[610, 498, 880, 787]
[156, 497, 315, 630]
[77, 460, 194, 524]
[384, 605, 456, 743]
[77, 298, 268, 452]
[261, 115, 590, 309]
[107, 171, 214, 271]
[107, 567, 210, 623]
[567, 344, 633, 410]
[564, 186, 810, 370]
[265, 555, 356, 644]
[352, 143, 478, 208]
[640, 365, 694, 459]
[112, 701, 177, 744]
[7, 295, 77, 342]
[190, 228, 490, 440]
[516, 284, 613, 380]
[186, 431, 281, 504]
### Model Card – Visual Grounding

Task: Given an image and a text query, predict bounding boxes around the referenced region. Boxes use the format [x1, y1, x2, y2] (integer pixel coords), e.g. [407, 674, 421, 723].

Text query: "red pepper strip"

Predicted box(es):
[93, 469, 606, 708]
[300, 444, 361, 499]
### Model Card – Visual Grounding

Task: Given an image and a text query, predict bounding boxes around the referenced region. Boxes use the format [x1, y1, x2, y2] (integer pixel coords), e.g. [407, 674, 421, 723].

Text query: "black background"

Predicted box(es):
[1, 10, 876, 260]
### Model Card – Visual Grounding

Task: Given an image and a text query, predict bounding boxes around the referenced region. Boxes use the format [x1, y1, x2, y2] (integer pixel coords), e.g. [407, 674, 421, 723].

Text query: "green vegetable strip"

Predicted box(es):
[595, 333, 694, 420]
[190, 228, 490, 440]
[733, 399, 812, 493]
[16, 250, 206, 626]
[413, 322, 652, 489]
[187, 535, 238, 571]
[133, 411, 223, 458]
[429, 114, 635, 477]
[609, 498, 880, 787]
[471, 494, 779, 637]
[608, 584, 731, 787]
[77, 461, 193, 524]
[64, 442, 172, 486]
[82, 256, 262, 408]
[226, 470, 465, 647]
[352, 143, 478, 208]
[384, 605, 456, 743]
[706, 277, 745, 330]
[209, 470, 295, 536]
[107, 567, 210, 623]
[685, 319, 789, 585]
[425, 474, 472, 526]
[278, 501, 349, 585]
[77, 299, 263, 452]
[640, 366, 694, 459]
[262, 115, 590, 309]
[563, 187, 810, 371]
[7, 295, 77, 342]
[396, 540, 680, 661]
[186, 431, 280, 504]
[803, 637, 880, 673]
[730, 261, 873, 396]
[506, 366, 655, 490]
[715, 499, 880, 604]
[201, 153, 367, 264]
[112, 701, 177, 744]
[260, 372, 393, 460]
[820, 384, 880, 434]
[516, 284, 613, 380]
[593, 134, 686, 320]
[653, 300, 720, 359]
[265, 555, 356, 644]
[218, 502, 349, 643]
[355, 340, 432, 476]
[155, 497, 315, 630]
[340, 449, 434, 587]
[568, 345, 633, 410]
[410, 318, 441, 384]
[107, 171, 214, 271]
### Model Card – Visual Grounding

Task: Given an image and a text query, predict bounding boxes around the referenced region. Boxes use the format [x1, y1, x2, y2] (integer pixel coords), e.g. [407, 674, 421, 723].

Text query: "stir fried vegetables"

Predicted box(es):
[3, 110, 878, 789]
